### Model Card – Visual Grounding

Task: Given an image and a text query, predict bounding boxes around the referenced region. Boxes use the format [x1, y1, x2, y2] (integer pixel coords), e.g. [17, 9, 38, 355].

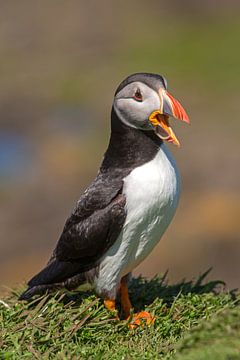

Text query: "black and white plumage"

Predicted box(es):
[20, 73, 189, 313]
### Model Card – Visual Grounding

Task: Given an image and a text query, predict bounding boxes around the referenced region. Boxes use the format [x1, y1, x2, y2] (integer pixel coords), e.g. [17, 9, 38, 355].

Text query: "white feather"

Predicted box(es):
[114, 82, 161, 130]
[94, 143, 181, 298]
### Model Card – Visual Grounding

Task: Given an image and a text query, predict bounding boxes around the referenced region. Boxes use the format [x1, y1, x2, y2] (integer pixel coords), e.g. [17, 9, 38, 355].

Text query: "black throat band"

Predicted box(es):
[101, 107, 163, 172]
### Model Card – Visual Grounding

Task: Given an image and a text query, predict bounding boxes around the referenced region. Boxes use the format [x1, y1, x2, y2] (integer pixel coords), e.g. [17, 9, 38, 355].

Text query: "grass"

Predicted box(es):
[1, 270, 240, 359]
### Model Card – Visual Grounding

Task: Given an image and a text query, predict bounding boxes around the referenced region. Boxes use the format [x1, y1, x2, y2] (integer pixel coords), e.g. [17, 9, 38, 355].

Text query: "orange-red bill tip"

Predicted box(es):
[165, 91, 190, 124]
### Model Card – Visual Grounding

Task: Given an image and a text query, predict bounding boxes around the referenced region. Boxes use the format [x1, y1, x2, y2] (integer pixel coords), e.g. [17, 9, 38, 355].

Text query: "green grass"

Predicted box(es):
[1, 270, 240, 359]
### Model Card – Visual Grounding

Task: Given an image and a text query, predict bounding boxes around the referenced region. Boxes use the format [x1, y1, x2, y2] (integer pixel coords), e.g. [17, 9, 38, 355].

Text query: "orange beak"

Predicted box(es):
[149, 89, 190, 146]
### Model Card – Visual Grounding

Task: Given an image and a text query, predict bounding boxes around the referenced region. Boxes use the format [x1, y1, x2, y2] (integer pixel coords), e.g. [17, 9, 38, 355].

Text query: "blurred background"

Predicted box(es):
[0, 0, 240, 293]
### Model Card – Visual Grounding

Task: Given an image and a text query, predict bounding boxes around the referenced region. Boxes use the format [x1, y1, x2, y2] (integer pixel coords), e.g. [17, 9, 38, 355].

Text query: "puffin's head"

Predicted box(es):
[113, 73, 189, 146]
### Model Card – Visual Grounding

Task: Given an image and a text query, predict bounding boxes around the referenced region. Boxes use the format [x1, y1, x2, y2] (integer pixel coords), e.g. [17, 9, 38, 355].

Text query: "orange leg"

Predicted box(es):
[120, 276, 155, 328]
[104, 279, 155, 328]
[120, 276, 133, 318]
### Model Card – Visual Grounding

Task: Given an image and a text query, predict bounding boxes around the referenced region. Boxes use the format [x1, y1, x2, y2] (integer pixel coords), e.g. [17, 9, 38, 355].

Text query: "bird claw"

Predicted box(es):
[128, 311, 155, 329]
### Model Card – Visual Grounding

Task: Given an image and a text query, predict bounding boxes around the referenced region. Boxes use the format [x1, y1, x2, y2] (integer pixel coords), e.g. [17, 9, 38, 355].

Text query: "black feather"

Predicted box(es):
[28, 259, 83, 287]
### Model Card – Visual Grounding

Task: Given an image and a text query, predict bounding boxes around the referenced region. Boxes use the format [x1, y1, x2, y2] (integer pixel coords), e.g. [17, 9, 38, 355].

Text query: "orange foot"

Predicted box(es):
[128, 311, 155, 329]
[103, 299, 119, 320]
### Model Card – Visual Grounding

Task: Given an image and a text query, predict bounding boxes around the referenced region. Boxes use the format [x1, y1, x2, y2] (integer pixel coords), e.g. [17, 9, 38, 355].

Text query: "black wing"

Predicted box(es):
[28, 172, 126, 287]
[56, 192, 126, 263]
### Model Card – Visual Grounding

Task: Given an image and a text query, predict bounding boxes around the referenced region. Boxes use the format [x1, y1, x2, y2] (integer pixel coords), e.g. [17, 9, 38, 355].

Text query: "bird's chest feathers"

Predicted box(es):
[120, 144, 180, 268]
[124, 144, 180, 230]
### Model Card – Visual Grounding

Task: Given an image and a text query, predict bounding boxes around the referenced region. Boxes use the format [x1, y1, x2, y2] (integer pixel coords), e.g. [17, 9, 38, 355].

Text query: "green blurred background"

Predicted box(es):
[0, 1, 240, 292]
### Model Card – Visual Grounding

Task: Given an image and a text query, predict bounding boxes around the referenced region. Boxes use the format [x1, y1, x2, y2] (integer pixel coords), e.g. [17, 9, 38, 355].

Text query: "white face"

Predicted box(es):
[113, 82, 161, 131]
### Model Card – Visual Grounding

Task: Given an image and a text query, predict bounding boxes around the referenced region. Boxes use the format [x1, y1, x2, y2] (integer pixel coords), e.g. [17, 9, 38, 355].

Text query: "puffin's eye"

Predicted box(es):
[133, 88, 143, 102]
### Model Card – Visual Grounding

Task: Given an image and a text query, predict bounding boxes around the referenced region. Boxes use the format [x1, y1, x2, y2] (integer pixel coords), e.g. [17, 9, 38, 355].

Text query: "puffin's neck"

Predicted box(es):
[101, 107, 163, 171]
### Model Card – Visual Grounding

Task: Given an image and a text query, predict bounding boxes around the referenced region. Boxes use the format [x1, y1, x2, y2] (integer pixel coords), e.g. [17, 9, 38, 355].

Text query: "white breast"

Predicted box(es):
[94, 143, 181, 298]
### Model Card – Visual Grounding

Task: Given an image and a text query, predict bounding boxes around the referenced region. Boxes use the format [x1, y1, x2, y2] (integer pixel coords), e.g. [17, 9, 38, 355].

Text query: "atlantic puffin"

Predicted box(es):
[20, 73, 189, 324]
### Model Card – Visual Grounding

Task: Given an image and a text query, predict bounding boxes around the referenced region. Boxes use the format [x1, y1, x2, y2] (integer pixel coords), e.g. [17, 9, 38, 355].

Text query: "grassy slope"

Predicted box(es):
[1, 271, 240, 360]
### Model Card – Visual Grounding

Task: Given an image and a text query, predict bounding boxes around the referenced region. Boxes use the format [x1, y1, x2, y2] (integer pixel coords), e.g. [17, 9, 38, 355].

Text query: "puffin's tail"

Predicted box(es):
[19, 259, 86, 301]
[19, 283, 64, 300]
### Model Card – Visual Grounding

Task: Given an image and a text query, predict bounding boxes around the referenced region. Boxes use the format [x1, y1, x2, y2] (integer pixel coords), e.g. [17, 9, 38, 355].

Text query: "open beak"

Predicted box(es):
[149, 89, 190, 146]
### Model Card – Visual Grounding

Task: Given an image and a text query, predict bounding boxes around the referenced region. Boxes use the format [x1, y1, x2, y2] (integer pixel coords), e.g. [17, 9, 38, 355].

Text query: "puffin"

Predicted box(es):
[20, 72, 189, 324]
